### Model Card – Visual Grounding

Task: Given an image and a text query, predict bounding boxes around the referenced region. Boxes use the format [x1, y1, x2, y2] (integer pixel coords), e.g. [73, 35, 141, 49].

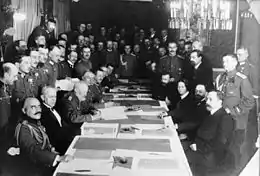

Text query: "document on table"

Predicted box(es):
[73, 149, 112, 160]
[99, 106, 128, 120]
[81, 123, 119, 138]
[56, 158, 113, 175]
[132, 155, 181, 170]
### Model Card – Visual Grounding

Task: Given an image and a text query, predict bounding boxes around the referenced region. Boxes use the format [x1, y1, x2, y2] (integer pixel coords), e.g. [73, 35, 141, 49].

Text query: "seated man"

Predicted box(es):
[100, 66, 113, 91]
[40, 86, 78, 154]
[107, 64, 119, 86]
[14, 97, 73, 168]
[82, 71, 115, 109]
[160, 79, 196, 130]
[152, 72, 179, 110]
[59, 81, 102, 126]
[178, 84, 210, 140]
[185, 91, 234, 174]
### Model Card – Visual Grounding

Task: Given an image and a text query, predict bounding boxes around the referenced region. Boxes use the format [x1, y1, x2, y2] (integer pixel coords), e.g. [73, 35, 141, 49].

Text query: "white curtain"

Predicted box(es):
[11, 0, 43, 40]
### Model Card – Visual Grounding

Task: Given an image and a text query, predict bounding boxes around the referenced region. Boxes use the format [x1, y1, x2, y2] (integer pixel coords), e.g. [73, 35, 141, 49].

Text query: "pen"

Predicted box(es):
[74, 169, 91, 172]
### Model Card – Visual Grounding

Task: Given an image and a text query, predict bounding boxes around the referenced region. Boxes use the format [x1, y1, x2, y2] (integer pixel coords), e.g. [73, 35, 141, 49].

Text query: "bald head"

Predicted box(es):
[22, 98, 42, 120]
[82, 71, 95, 85]
[195, 84, 207, 99]
[192, 41, 203, 51]
[74, 81, 88, 102]
[0, 62, 18, 85]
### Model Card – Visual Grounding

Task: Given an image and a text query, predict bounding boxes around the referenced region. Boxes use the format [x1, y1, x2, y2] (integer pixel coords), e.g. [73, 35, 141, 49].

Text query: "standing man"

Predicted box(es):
[0, 62, 18, 142]
[119, 45, 137, 78]
[75, 47, 92, 78]
[42, 46, 61, 87]
[28, 18, 56, 49]
[189, 50, 213, 92]
[157, 42, 183, 83]
[215, 54, 254, 168]
[236, 47, 259, 160]
[12, 56, 40, 118]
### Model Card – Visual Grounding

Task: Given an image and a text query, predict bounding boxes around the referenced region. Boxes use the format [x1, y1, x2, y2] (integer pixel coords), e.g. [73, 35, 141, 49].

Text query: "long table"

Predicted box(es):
[53, 82, 192, 176]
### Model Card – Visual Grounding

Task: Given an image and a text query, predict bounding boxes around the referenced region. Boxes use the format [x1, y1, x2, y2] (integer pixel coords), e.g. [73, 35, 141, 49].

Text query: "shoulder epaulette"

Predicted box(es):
[160, 55, 167, 59]
[131, 53, 136, 56]
[236, 72, 247, 79]
[177, 55, 184, 59]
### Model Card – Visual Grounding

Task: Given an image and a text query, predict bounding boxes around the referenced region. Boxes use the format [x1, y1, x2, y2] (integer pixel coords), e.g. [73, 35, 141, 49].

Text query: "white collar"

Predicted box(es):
[210, 106, 222, 115]
[67, 60, 73, 66]
[194, 62, 202, 69]
[181, 91, 189, 99]
[240, 61, 246, 65]
[43, 102, 53, 109]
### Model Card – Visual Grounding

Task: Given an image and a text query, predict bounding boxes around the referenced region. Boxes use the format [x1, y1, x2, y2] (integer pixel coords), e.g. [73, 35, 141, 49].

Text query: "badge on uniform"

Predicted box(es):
[68, 96, 72, 101]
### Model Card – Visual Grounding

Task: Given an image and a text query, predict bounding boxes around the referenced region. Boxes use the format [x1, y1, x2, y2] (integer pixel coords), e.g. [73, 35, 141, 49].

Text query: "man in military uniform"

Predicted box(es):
[215, 54, 254, 168]
[236, 47, 259, 161]
[156, 42, 183, 83]
[119, 45, 137, 78]
[59, 81, 102, 127]
[12, 56, 41, 123]
[0, 63, 18, 143]
[75, 47, 92, 79]
[27, 18, 56, 49]
[15, 98, 73, 171]
[236, 47, 258, 96]
[42, 46, 60, 87]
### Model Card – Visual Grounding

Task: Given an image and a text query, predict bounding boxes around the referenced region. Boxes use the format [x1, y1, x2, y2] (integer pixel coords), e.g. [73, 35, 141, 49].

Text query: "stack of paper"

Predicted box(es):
[99, 106, 128, 120]
[81, 123, 119, 138]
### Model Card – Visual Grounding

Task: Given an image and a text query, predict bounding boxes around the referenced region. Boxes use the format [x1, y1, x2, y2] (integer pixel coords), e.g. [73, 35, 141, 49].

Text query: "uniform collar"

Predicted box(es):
[67, 60, 74, 67]
[194, 62, 202, 69]
[239, 61, 246, 65]
[49, 60, 54, 65]
[181, 91, 189, 99]
[210, 106, 222, 115]
[19, 71, 26, 78]
[227, 70, 237, 77]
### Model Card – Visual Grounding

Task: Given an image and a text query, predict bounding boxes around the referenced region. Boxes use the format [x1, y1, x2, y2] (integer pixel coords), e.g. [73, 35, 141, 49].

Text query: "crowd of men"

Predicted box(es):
[0, 18, 258, 175]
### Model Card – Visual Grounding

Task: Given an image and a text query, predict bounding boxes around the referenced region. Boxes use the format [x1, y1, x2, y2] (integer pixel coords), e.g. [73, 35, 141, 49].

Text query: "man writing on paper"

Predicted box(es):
[59, 81, 102, 128]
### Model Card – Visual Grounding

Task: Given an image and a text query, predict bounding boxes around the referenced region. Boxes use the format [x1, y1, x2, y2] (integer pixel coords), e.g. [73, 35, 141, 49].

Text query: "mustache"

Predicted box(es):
[34, 111, 41, 115]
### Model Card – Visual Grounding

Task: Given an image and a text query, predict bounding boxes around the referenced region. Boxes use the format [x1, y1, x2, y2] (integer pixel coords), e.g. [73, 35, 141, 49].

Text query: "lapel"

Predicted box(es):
[42, 104, 61, 127]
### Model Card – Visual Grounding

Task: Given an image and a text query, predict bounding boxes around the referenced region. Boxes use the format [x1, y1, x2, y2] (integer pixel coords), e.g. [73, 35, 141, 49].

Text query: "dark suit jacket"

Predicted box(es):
[168, 92, 196, 123]
[40, 104, 75, 154]
[57, 60, 74, 79]
[195, 107, 234, 158]
[191, 61, 214, 91]
[59, 91, 92, 126]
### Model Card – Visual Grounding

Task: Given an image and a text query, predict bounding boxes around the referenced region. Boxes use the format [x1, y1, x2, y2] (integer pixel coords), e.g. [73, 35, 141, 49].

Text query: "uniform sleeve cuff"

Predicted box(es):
[52, 155, 59, 167]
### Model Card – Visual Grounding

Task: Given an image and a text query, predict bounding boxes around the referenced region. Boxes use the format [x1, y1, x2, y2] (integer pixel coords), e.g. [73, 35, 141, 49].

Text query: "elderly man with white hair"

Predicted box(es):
[59, 81, 102, 126]
[40, 86, 77, 154]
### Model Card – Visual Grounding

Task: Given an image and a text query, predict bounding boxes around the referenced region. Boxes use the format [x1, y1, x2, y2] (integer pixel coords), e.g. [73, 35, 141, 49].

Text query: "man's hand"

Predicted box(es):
[179, 133, 187, 140]
[92, 110, 103, 121]
[158, 111, 168, 119]
[165, 97, 171, 106]
[190, 144, 197, 151]
[105, 101, 115, 108]
[58, 154, 74, 163]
